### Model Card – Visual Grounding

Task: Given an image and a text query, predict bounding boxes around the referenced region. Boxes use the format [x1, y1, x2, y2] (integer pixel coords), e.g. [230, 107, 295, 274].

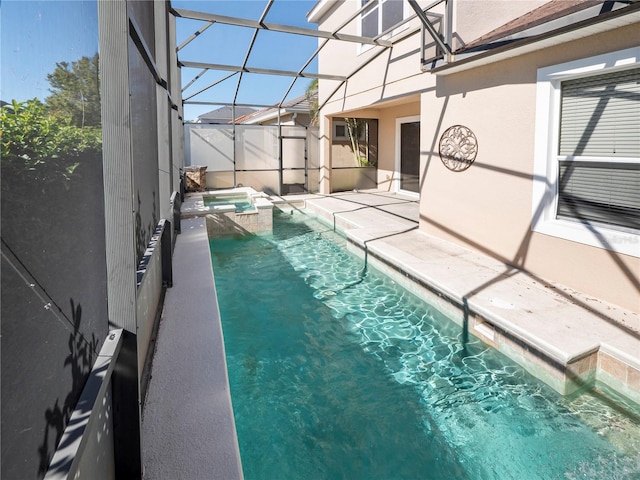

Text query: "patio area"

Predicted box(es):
[142, 189, 639, 479]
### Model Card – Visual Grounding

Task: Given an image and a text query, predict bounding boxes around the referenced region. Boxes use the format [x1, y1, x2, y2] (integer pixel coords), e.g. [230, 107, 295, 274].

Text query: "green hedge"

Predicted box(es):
[1, 99, 101, 185]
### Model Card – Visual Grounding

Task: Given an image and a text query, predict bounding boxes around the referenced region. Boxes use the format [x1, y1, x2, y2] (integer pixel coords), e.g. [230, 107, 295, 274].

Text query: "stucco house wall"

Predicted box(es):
[310, 0, 640, 310]
[313, 0, 545, 115]
[420, 23, 640, 311]
[452, 0, 548, 49]
[315, 0, 440, 115]
[311, 1, 435, 193]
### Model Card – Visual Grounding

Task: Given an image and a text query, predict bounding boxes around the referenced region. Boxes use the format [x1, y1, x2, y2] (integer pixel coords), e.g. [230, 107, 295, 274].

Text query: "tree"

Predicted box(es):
[46, 53, 101, 128]
[305, 78, 319, 127]
[345, 118, 373, 167]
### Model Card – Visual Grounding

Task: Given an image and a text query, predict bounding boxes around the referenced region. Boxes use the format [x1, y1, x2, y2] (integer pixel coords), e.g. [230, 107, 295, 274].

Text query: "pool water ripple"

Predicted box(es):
[210, 210, 640, 480]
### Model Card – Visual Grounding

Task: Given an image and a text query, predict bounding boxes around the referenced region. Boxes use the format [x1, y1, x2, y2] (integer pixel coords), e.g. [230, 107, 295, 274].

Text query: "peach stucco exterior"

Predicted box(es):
[421, 23, 640, 311]
[452, 0, 548, 50]
[310, 0, 640, 312]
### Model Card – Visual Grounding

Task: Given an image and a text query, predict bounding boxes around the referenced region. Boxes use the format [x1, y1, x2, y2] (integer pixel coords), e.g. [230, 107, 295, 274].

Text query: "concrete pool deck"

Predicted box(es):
[142, 188, 638, 478]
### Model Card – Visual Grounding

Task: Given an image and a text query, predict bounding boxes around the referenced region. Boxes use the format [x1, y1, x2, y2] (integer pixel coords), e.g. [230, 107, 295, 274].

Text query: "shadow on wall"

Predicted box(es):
[0, 146, 108, 479]
[418, 92, 638, 340]
[135, 191, 158, 264]
[38, 299, 99, 477]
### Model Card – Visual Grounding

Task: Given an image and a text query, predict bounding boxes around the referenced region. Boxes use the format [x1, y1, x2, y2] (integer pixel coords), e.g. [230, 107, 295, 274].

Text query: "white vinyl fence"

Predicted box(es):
[185, 124, 320, 194]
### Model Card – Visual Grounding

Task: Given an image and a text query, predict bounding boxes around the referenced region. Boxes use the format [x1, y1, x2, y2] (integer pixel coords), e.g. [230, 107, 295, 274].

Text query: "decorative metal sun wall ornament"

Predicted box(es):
[438, 125, 478, 172]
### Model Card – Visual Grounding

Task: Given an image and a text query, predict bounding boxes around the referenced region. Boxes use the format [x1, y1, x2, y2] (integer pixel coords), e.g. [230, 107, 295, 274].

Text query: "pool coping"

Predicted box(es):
[142, 216, 244, 480]
[301, 193, 640, 403]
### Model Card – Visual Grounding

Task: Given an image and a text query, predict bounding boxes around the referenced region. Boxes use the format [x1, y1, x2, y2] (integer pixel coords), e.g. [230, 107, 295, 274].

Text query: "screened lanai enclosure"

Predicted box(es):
[175, 0, 445, 194]
[175, 0, 327, 194]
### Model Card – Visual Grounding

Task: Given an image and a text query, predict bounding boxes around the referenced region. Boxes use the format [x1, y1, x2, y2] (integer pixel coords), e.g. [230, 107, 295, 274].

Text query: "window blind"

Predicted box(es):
[362, 5, 378, 38]
[559, 68, 640, 158]
[558, 161, 640, 230]
[361, 0, 403, 38]
[382, 0, 403, 32]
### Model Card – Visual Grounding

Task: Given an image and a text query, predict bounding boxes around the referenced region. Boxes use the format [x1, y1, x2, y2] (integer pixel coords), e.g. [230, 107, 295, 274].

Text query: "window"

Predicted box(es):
[361, 0, 405, 39]
[333, 119, 367, 141]
[334, 121, 348, 140]
[532, 48, 640, 257]
[557, 68, 640, 230]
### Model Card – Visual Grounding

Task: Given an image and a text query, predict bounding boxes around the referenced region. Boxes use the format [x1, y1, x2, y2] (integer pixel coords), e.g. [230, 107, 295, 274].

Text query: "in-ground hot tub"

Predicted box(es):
[204, 194, 257, 213]
[182, 187, 274, 234]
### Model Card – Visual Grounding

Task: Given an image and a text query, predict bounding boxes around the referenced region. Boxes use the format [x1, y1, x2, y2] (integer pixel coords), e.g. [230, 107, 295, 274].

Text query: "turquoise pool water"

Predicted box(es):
[209, 209, 640, 480]
[204, 195, 255, 212]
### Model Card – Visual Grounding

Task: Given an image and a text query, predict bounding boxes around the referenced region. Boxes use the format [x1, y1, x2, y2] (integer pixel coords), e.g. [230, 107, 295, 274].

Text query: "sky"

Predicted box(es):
[1, 1, 101, 103]
[174, 0, 320, 121]
[0, 0, 320, 121]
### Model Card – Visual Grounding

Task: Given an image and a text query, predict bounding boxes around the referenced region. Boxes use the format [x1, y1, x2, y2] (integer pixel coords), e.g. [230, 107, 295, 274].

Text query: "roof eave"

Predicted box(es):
[431, 3, 640, 76]
[307, 0, 337, 24]
[244, 107, 309, 124]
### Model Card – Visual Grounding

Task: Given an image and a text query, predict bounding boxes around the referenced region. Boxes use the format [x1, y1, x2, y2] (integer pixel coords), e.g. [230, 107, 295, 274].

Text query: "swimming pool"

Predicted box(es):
[209, 209, 640, 480]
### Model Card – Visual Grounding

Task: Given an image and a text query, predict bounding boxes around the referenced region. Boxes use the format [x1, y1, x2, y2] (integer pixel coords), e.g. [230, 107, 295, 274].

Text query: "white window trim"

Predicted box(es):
[357, 0, 409, 55]
[532, 47, 640, 258]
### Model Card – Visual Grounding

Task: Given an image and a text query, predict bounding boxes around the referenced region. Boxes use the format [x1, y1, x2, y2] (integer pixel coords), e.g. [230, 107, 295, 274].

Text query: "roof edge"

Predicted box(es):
[432, 2, 640, 75]
[307, 0, 337, 24]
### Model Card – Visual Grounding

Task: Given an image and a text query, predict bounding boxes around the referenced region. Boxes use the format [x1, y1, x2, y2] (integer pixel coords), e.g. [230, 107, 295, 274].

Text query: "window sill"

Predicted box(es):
[533, 217, 639, 258]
